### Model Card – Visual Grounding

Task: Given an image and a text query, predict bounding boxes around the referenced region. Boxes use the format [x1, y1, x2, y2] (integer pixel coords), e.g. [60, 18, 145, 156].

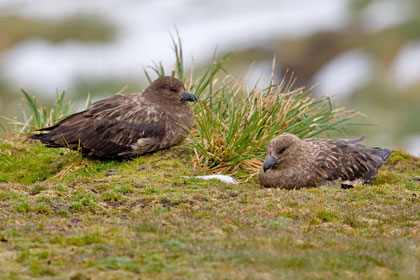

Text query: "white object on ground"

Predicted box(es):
[186, 175, 238, 184]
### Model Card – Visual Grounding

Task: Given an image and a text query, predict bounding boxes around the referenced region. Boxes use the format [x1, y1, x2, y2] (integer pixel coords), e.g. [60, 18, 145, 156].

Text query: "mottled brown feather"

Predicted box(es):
[29, 76, 196, 159]
[259, 133, 391, 189]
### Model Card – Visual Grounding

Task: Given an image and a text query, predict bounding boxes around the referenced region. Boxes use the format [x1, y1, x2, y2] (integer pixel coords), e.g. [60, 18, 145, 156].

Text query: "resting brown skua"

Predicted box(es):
[29, 76, 197, 159]
[259, 133, 391, 189]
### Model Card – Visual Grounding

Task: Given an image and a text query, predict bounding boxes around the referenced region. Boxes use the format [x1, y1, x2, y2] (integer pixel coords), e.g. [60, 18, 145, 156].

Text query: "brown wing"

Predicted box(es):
[307, 138, 389, 184]
[30, 94, 166, 158]
[78, 118, 165, 158]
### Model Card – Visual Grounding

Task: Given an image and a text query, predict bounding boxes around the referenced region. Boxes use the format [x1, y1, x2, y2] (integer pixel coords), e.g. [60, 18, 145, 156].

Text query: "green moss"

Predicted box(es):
[13, 201, 31, 213]
[114, 185, 135, 194]
[54, 183, 69, 192]
[404, 181, 420, 192]
[0, 138, 420, 279]
[316, 210, 335, 222]
[100, 190, 126, 202]
[65, 232, 103, 246]
[70, 202, 83, 213]
[36, 194, 52, 203]
[0, 140, 78, 184]
[93, 257, 140, 273]
[372, 170, 401, 185]
[16, 250, 57, 277]
[388, 150, 414, 164]
[57, 209, 70, 217]
[0, 191, 20, 200]
[30, 185, 47, 195]
[378, 151, 420, 186]
[33, 203, 52, 214]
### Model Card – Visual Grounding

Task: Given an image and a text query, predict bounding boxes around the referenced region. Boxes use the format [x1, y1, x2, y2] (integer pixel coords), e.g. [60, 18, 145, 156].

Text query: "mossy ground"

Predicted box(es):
[0, 138, 419, 279]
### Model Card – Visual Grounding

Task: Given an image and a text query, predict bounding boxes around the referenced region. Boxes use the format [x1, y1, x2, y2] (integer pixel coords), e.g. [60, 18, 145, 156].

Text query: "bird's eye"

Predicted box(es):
[278, 147, 287, 154]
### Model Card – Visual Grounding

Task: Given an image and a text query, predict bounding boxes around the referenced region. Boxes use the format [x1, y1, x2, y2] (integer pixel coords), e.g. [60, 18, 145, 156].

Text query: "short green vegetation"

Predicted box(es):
[0, 138, 419, 279]
[0, 138, 80, 184]
[1, 34, 418, 279]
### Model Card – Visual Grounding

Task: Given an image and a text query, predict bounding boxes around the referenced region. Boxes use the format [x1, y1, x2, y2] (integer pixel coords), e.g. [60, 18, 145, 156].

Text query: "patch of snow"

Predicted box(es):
[389, 40, 420, 88]
[244, 60, 275, 90]
[312, 49, 374, 98]
[405, 135, 420, 157]
[0, 0, 350, 95]
[361, 0, 412, 33]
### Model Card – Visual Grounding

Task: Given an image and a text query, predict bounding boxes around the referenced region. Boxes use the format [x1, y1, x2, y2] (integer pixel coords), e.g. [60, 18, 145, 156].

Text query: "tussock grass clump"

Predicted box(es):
[1, 89, 90, 132]
[188, 71, 358, 173]
[3, 33, 358, 174]
[146, 35, 359, 173]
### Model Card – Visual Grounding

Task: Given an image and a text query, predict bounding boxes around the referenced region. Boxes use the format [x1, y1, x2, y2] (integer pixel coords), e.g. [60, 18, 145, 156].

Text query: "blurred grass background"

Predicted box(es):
[0, 0, 419, 154]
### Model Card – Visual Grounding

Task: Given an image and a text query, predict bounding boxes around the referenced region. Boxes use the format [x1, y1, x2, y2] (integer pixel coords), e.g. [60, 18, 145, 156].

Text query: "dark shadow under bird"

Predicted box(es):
[29, 76, 198, 159]
[259, 133, 392, 189]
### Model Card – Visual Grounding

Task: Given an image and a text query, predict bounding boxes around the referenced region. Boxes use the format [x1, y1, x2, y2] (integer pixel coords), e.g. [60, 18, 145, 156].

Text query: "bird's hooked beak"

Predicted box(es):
[263, 155, 278, 172]
[180, 91, 198, 102]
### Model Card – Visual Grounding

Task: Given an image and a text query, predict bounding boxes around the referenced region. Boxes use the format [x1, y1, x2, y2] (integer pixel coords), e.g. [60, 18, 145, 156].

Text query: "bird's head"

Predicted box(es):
[262, 133, 300, 172]
[148, 76, 198, 103]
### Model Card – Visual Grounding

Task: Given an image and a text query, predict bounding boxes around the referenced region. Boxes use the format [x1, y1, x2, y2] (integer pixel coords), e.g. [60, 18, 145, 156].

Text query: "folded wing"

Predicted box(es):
[29, 94, 166, 158]
[309, 138, 391, 184]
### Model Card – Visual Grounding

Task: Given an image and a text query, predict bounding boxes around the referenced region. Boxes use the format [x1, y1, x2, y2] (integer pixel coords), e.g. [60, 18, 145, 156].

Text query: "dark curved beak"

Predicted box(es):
[180, 91, 198, 102]
[263, 155, 278, 172]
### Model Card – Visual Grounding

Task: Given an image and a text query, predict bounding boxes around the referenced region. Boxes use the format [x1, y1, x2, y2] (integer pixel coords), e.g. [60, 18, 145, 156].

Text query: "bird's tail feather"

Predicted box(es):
[346, 135, 366, 143]
[377, 148, 392, 162]
[28, 133, 63, 148]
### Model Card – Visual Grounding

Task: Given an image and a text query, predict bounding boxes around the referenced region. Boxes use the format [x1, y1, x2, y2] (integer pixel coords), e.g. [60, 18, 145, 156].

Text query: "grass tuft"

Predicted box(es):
[3, 33, 358, 174]
[316, 210, 335, 222]
[1, 89, 91, 132]
[189, 72, 358, 173]
[145, 33, 359, 173]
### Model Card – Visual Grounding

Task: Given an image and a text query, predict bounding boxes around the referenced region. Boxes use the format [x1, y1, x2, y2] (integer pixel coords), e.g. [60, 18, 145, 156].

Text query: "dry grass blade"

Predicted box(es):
[1, 89, 91, 133]
[142, 33, 359, 174]
[1, 32, 359, 175]
[186, 68, 359, 174]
